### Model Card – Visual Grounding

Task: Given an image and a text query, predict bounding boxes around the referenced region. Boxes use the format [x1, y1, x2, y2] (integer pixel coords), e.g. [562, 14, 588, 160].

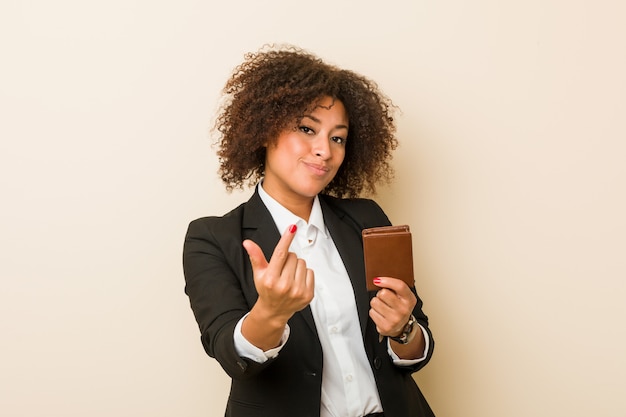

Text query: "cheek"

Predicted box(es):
[335, 148, 346, 165]
[278, 136, 307, 157]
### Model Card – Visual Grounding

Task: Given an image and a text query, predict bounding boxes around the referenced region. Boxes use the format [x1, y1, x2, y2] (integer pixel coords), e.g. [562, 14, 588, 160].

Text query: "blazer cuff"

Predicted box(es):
[387, 323, 430, 366]
[233, 312, 290, 363]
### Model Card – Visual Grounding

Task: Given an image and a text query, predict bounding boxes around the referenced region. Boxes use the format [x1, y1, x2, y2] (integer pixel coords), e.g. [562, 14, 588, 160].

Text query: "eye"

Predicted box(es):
[299, 126, 314, 134]
[331, 136, 346, 145]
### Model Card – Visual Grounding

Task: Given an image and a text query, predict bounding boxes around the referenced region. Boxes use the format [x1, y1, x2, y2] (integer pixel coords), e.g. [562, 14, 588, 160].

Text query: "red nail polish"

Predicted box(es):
[373, 277, 381, 285]
[289, 224, 297, 233]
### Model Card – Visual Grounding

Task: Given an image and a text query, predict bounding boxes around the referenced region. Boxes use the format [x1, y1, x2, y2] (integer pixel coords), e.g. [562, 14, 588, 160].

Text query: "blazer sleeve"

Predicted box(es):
[183, 216, 277, 379]
[326, 196, 435, 373]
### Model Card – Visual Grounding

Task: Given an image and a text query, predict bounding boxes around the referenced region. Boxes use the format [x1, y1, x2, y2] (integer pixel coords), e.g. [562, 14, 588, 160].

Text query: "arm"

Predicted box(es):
[183, 218, 314, 378]
[323, 196, 435, 366]
[183, 217, 261, 378]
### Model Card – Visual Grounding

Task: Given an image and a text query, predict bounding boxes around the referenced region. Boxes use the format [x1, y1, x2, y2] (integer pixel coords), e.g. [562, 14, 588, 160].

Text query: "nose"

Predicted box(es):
[313, 135, 331, 160]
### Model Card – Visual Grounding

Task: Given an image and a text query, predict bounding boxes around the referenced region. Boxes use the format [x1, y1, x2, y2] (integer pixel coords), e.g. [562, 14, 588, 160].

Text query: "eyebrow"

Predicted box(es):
[302, 114, 349, 131]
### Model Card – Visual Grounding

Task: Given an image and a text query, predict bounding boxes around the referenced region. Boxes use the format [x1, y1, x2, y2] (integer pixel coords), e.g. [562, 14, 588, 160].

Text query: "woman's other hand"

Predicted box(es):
[369, 277, 426, 359]
[369, 277, 416, 337]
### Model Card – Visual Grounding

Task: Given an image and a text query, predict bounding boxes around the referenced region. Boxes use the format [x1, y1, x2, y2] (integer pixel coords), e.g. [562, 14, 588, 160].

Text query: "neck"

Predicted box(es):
[260, 183, 314, 222]
[281, 197, 314, 223]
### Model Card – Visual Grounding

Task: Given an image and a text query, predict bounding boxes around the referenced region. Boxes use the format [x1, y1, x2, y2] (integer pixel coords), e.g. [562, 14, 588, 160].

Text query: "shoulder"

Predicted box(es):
[186, 200, 246, 242]
[184, 201, 249, 258]
[319, 194, 392, 229]
[187, 202, 246, 236]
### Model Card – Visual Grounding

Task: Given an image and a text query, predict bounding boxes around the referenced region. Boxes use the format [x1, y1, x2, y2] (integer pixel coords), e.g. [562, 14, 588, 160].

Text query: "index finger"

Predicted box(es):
[372, 276, 412, 294]
[267, 224, 298, 272]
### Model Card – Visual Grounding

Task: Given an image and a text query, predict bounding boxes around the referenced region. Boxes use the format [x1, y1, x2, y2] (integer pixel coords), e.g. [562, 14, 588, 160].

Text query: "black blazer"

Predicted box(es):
[183, 191, 435, 417]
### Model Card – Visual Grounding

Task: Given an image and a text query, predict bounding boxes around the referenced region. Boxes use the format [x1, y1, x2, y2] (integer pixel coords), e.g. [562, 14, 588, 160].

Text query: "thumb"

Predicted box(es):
[242, 239, 268, 271]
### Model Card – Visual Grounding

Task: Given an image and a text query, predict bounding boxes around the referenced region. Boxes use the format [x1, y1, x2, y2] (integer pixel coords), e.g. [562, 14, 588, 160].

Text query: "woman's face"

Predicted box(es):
[263, 96, 348, 208]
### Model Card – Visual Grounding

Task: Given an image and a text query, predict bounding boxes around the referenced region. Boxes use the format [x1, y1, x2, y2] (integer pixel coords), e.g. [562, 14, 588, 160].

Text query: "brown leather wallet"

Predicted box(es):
[362, 225, 415, 291]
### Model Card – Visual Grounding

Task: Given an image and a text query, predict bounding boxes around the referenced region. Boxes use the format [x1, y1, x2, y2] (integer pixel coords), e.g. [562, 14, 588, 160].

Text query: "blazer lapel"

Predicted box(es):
[320, 198, 370, 337]
[242, 190, 318, 335]
[242, 191, 281, 261]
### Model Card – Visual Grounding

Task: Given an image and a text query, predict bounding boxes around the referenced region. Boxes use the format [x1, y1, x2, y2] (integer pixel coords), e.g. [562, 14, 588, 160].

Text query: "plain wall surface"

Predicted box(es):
[1, 1, 625, 416]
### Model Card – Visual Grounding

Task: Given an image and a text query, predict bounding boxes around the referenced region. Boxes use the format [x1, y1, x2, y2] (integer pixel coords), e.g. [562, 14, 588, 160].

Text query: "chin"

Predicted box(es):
[290, 177, 333, 198]
[296, 186, 326, 198]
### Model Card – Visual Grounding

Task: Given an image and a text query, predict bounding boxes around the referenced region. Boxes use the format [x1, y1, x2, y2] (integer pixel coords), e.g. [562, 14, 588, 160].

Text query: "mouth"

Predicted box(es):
[303, 161, 330, 176]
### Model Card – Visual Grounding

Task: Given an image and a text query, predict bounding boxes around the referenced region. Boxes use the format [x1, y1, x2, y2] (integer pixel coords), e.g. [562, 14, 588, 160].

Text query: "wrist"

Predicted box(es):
[390, 315, 417, 345]
[242, 304, 290, 351]
[249, 302, 290, 330]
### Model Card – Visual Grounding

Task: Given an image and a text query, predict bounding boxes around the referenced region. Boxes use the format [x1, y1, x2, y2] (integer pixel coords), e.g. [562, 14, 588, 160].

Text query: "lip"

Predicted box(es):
[302, 161, 330, 175]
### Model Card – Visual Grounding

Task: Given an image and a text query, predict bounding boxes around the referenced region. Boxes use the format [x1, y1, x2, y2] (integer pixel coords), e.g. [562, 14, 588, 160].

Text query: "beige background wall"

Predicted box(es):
[1, 1, 624, 416]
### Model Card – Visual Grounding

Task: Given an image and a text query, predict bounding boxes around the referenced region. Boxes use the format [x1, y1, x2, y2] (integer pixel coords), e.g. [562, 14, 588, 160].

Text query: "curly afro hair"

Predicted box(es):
[213, 45, 398, 198]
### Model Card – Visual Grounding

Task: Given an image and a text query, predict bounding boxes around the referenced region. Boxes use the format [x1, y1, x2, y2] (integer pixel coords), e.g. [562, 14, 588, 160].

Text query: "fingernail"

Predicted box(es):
[373, 277, 382, 285]
[289, 224, 297, 233]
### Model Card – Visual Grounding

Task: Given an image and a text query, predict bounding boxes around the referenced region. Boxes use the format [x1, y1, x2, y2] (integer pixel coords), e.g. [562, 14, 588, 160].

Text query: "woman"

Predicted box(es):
[183, 46, 435, 417]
